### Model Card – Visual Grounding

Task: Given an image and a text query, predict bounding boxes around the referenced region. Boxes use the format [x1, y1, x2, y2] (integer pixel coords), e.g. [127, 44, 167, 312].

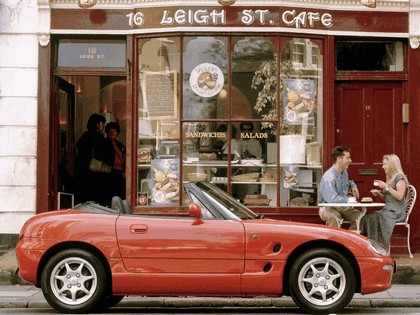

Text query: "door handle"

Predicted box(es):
[130, 224, 148, 234]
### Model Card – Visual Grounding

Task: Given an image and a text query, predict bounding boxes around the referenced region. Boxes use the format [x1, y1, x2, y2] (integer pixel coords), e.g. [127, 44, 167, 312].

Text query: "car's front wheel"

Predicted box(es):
[41, 249, 107, 313]
[289, 248, 356, 314]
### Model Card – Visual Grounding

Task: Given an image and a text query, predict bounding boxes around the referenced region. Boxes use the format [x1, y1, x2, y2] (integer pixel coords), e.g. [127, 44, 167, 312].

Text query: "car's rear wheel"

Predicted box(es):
[289, 248, 356, 314]
[41, 249, 107, 313]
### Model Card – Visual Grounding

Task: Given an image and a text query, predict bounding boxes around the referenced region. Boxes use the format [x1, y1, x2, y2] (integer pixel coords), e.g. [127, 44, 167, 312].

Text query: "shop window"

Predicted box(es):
[136, 35, 324, 210]
[231, 37, 277, 120]
[231, 122, 277, 207]
[182, 122, 231, 195]
[137, 37, 181, 207]
[335, 40, 404, 71]
[279, 38, 323, 207]
[183, 36, 228, 120]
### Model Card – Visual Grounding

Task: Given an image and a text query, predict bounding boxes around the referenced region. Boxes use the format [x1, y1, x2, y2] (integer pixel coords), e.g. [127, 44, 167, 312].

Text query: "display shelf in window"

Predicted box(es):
[280, 165, 322, 207]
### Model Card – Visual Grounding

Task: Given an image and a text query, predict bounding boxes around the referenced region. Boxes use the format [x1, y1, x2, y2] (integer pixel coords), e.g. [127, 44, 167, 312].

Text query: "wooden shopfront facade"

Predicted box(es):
[37, 0, 420, 253]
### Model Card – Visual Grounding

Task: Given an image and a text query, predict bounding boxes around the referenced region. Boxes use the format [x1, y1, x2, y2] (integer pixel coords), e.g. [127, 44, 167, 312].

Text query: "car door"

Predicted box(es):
[115, 214, 245, 293]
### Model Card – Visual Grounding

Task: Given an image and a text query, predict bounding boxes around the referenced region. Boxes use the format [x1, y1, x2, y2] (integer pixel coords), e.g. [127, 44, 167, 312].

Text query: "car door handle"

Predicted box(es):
[130, 224, 148, 234]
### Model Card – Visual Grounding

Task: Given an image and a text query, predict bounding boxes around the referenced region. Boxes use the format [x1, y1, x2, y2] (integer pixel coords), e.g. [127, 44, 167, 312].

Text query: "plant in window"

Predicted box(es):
[251, 55, 297, 135]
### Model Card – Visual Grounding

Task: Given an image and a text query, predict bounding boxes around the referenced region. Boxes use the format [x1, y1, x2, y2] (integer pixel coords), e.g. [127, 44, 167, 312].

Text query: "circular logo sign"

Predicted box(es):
[137, 193, 148, 206]
[189, 63, 224, 98]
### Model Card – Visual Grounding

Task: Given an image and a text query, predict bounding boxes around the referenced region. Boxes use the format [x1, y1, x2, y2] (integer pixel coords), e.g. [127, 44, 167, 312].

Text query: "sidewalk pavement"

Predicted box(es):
[1, 284, 420, 310]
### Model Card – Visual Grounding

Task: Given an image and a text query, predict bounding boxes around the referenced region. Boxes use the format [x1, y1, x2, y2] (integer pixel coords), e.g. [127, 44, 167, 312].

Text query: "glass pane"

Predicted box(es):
[231, 37, 277, 119]
[279, 38, 323, 208]
[231, 122, 277, 207]
[182, 122, 231, 193]
[183, 36, 228, 119]
[280, 166, 322, 207]
[335, 41, 404, 71]
[137, 37, 181, 207]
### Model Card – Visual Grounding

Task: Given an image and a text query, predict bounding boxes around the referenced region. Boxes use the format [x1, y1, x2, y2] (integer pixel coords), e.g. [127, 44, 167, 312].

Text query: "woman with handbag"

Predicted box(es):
[74, 113, 107, 205]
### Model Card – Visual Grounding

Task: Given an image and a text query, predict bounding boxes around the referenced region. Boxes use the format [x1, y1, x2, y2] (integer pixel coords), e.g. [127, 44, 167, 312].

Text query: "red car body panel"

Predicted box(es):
[16, 208, 394, 298]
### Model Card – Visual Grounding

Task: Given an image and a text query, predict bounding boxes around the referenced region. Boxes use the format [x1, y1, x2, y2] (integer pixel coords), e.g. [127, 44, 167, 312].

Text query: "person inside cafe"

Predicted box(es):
[216, 123, 239, 159]
[238, 122, 262, 160]
[74, 113, 107, 205]
[318, 146, 364, 230]
[234, 122, 263, 201]
[359, 154, 409, 251]
[103, 121, 126, 205]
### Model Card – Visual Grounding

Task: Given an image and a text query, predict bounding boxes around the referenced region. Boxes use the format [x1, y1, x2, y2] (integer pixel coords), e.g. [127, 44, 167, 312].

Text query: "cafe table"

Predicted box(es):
[318, 202, 385, 233]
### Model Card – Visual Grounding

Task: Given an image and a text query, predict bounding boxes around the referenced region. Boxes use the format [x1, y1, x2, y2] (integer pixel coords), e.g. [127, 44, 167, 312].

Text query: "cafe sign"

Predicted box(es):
[51, 6, 407, 34]
[126, 9, 333, 29]
[57, 40, 126, 68]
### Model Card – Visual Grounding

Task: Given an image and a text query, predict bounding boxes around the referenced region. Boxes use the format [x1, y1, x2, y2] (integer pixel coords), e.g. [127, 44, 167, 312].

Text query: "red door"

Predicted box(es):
[334, 82, 405, 199]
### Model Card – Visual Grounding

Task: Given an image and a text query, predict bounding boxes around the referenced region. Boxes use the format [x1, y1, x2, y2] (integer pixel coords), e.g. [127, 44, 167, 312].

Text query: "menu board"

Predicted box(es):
[142, 70, 177, 120]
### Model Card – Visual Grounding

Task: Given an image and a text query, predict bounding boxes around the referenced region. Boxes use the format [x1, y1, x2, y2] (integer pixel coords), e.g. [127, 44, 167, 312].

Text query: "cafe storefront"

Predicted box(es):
[38, 0, 420, 245]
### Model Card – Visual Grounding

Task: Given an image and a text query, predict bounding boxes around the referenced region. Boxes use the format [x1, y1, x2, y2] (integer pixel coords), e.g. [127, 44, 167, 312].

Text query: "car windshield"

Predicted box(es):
[194, 181, 260, 220]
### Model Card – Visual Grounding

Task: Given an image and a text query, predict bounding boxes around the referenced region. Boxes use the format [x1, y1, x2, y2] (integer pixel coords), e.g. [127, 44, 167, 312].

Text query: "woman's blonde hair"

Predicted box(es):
[383, 154, 404, 181]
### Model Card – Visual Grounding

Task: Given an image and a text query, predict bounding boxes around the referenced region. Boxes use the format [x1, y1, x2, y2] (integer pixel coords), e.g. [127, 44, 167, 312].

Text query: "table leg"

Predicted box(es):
[355, 207, 367, 233]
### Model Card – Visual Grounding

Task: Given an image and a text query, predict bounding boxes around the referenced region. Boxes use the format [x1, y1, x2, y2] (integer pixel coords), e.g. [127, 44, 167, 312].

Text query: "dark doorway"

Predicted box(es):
[51, 75, 127, 208]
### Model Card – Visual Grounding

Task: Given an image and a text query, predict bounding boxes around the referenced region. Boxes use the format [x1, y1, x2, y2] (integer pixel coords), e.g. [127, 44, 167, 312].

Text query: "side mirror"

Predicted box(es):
[189, 203, 204, 225]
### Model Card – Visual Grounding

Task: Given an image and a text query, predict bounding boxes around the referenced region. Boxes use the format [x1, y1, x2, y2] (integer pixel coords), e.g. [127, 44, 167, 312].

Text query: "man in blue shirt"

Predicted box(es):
[319, 146, 365, 230]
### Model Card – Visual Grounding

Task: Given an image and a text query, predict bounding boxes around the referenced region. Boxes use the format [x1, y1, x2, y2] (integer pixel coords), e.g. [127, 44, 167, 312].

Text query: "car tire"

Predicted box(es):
[104, 295, 124, 307]
[94, 294, 125, 311]
[41, 249, 107, 313]
[289, 248, 356, 314]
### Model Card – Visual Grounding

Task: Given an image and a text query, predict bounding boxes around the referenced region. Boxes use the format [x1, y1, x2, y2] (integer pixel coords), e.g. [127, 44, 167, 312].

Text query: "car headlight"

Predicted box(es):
[368, 239, 389, 256]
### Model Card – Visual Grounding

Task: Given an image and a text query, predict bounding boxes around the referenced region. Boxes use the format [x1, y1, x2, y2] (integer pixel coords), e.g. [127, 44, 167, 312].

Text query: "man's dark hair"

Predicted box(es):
[240, 122, 254, 132]
[217, 124, 236, 138]
[332, 146, 350, 162]
[86, 113, 106, 131]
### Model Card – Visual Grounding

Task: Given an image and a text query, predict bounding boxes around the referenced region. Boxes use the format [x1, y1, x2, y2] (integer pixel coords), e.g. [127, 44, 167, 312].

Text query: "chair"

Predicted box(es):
[394, 184, 417, 258]
[111, 196, 124, 214]
[122, 199, 132, 215]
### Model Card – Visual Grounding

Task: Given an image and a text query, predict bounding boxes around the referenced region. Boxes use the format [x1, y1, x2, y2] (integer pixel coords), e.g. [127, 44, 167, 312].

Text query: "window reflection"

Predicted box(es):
[136, 35, 325, 210]
[279, 37, 323, 208]
[183, 37, 228, 119]
[232, 37, 277, 120]
[137, 37, 181, 207]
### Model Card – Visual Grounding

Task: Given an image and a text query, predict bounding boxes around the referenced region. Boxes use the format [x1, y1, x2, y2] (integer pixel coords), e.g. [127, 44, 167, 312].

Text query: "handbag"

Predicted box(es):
[89, 157, 112, 173]
[88, 136, 112, 173]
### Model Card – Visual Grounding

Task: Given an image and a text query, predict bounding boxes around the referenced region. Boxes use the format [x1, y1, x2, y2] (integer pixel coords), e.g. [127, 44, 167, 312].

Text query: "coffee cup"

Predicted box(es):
[373, 180, 380, 186]
[348, 196, 356, 203]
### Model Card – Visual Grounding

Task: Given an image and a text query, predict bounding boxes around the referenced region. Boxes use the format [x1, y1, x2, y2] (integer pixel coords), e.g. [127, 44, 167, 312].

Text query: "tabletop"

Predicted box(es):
[318, 202, 385, 207]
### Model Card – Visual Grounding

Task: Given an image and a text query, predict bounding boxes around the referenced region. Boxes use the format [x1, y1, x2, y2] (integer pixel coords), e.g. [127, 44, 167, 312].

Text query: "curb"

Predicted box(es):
[2, 292, 420, 310]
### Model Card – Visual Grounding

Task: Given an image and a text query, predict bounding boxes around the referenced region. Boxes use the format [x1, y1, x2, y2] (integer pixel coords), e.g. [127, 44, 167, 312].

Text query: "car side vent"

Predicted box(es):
[263, 263, 272, 273]
[273, 244, 281, 253]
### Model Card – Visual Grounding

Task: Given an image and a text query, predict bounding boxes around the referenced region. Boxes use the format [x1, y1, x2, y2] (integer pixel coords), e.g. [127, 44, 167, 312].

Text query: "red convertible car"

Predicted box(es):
[16, 181, 394, 314]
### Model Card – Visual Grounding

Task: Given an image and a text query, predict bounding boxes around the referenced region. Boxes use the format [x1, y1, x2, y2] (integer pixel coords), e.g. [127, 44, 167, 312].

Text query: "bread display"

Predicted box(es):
[199, 153, 217, 160]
